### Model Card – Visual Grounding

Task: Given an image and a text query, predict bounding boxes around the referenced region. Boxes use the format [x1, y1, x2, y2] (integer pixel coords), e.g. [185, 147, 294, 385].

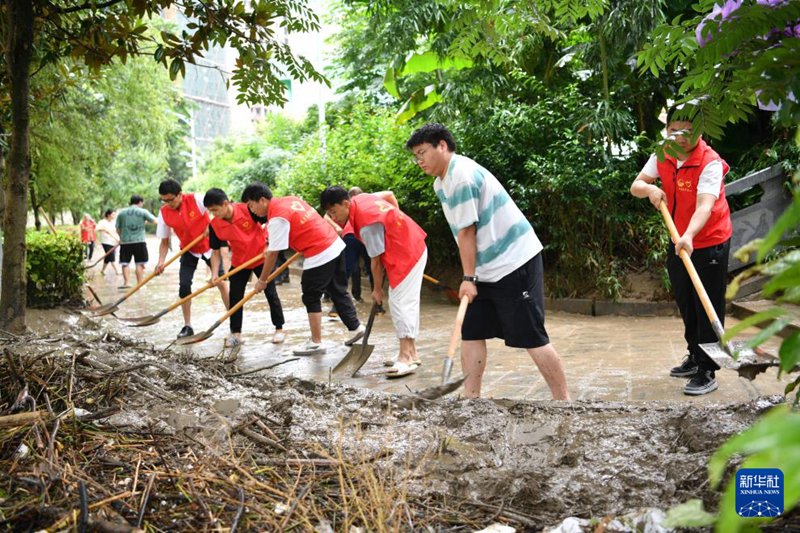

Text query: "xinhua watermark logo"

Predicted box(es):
[735, 468, 783, 518]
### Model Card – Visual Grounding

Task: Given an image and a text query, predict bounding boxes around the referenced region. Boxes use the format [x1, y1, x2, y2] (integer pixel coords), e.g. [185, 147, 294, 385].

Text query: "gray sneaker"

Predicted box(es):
[670, 355, 698, 378]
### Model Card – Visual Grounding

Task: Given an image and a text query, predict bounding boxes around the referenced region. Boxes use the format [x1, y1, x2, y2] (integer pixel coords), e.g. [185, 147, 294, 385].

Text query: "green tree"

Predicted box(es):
[1, 0, 327, 333]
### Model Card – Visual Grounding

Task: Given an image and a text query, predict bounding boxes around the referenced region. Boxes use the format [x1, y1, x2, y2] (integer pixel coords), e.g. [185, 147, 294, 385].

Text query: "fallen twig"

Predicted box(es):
[225, 358, 300, 378]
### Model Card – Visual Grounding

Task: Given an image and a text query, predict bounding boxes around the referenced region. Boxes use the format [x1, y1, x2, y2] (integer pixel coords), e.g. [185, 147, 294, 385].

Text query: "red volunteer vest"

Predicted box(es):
[160, 193, 210, 254]
[210, 203, 265, 267]
[349, 194, 427, 288]
[267, 196, 338, 257]
[656, 138, 732, 249]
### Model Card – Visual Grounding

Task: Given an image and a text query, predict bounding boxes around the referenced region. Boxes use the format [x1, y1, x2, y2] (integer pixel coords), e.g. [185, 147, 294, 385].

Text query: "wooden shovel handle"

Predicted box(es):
[446, 295, 470, 358]
[119, 233, 205, 300]
[39, 207, 57, 234]
[211, 252, 300, 324]
[423, 273, 440, 285]
[657, 201, 725, 336]
[163, 252, 266, 313]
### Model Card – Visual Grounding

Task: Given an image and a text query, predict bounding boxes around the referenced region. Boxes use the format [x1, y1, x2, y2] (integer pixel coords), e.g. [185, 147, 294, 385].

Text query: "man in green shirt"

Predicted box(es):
[115, 194, 157, 288]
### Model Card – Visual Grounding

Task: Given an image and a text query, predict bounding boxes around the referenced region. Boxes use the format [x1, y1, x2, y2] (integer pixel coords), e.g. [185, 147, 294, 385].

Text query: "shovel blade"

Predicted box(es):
[332, 344, 373, 374]
[394, 375, 468, 409]
[440, 356, 453, 384]
[349, 345, 375, 377]
[699, 340, 758, 367]
[91, 302, 120, 316]
[126, 316, 161, 327]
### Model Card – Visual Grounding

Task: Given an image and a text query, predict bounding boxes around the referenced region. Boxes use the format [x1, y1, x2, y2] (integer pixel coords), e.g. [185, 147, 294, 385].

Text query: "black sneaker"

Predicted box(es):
[670, 355, 698, 378]
[177, 325, 194, 339]
[684, 370, 718, 396]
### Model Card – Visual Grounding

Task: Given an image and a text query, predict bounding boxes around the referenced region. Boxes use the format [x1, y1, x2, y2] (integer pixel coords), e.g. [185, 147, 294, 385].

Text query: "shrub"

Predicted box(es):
[25, 230, 85, 307]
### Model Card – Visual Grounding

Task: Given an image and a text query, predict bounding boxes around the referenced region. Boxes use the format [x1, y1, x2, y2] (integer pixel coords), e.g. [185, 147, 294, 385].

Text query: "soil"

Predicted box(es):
[0, 308, 795, 531]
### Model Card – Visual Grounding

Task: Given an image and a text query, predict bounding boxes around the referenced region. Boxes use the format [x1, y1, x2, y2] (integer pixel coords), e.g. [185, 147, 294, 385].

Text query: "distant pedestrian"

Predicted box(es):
[95, 209, 119, 275]
[406, 123, 570, 400]
[630, 106, 731, 396]
[115, 195, 157, 288]
[79, 213, 96, 260]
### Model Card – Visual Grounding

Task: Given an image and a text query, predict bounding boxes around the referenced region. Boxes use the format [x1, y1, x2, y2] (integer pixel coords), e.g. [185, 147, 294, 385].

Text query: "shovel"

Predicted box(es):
[90, 233, 205, 317]
[85, 243, 119, 269]
[176, 252, 300, 345]
[423, 274, 460, 304]
[117, 253, 264, 326]
[441, 295, 470, 384]
[332, 302, 379, 376]
[658, 201, 756, 361]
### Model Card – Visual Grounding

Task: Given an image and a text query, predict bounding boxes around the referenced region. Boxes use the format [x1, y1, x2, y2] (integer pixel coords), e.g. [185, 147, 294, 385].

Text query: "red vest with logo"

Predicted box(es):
[656, 139, 732, 249]
[268, 196, 339, 257]
[210, 203, 265, 267]
[349, 194, 427, 288]
[160, 193, 210, 254]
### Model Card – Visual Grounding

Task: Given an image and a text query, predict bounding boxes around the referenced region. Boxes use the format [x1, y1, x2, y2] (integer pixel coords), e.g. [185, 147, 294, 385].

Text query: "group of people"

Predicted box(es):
[84, 115, 731, 398]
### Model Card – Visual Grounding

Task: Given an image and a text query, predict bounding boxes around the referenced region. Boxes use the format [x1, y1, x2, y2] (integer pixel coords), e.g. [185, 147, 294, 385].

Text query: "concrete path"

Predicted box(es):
[85, 238, 791, 404]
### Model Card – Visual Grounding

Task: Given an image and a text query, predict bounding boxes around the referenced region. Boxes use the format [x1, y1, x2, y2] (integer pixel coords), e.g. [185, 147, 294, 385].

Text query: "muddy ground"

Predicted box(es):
[0, 309, 795, 531]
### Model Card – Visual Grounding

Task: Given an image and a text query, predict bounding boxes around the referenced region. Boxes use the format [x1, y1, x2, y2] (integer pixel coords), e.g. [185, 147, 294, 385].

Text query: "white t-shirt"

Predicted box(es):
[434, 154, 543, 283]
[96, 218, 118, 246]
[640, 155, 723, 198]
[267, 217, 345, 270]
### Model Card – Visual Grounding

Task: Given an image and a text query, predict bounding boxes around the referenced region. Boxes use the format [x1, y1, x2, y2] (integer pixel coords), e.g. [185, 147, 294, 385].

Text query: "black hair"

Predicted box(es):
[129, 194, 143, 205]
[241, 182, 273, 202]
[319, 186, 349, 210]
[405, 123, 456, 152]
[159, 179, 182, 196]
[103, 209, 114, 218]
[203, 188, 229, 207]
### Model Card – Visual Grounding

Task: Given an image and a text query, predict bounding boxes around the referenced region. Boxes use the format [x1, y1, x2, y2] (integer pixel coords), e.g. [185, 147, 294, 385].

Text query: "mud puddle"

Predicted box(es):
[1, 308, 794, 531]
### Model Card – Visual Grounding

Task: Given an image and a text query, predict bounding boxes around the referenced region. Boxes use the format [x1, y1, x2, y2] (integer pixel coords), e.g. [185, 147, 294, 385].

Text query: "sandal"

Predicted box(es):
[385, 361, 419, 379]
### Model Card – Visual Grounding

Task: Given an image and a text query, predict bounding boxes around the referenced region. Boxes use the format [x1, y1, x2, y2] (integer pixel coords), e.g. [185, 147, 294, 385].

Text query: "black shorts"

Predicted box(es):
[461, 254, 550, 349]
[101, 243, 116, 264]
[119, 242, 149, 265]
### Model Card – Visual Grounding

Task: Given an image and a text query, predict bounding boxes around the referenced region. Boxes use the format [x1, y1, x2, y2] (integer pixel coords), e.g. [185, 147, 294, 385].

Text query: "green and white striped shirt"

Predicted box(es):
[434, 154, 542, 282]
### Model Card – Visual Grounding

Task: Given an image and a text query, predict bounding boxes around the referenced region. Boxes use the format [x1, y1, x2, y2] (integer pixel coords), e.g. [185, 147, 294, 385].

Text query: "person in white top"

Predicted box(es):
[406, 123, 570, 401]
[95, 209, 119, 275]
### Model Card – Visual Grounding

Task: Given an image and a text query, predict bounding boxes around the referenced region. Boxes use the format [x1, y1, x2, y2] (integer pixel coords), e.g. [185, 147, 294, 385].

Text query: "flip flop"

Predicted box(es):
[383, 358, 422, 367]
[385, 361, 418, 379]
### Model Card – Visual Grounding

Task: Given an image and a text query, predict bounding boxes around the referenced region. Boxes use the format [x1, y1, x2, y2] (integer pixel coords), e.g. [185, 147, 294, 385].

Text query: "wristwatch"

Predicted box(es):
[462, 275, 478, 283]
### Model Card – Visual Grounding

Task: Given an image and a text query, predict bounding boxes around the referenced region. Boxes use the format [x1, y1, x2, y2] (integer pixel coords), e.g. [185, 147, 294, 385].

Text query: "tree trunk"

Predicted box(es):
[1, 0, 34, 334]
[29, 185, 40, 231]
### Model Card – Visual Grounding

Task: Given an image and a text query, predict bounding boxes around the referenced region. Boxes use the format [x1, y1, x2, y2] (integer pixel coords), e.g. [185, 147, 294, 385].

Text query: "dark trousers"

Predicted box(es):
[301, 251, 359, 330]
[667, 239, 730, 372]
[85, 242, 94, 260]
[228, 263, 284, 333]
[178, 253, 223, 298]
[343, 234, 372, 300]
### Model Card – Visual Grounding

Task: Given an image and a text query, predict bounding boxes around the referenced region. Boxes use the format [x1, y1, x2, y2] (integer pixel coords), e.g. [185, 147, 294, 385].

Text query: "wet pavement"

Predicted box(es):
[84, 238, 791, 404]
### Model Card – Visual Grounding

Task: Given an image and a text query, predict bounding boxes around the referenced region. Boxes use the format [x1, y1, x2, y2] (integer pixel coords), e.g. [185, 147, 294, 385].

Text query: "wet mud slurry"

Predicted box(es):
[2, 307, 794, 529]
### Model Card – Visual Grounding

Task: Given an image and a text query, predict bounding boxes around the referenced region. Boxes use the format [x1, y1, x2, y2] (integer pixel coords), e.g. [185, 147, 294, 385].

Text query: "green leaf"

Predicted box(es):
[398, 51, 473, 77]
[779, 331, 800, 373]
[395, 84, 443, 125]
[383, 66, 399, 99]
[757, 195, 800, 263]
[664, 500, 716, 528]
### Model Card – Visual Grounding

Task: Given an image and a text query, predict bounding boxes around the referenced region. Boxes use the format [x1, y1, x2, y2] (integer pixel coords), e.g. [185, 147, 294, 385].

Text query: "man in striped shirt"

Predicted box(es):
[406, 123, 570, 400]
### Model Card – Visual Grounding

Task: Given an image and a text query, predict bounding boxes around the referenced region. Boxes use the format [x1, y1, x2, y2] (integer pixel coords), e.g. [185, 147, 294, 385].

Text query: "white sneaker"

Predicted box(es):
[344, 324, 366, 346]
[272, 331, 286, 344]
[293, 340, 325, 356]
